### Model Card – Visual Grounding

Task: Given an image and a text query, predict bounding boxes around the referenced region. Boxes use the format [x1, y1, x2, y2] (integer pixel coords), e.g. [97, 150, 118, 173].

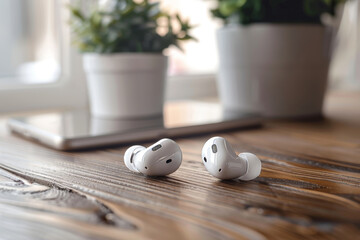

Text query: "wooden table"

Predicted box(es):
[0, 91, 359, 240]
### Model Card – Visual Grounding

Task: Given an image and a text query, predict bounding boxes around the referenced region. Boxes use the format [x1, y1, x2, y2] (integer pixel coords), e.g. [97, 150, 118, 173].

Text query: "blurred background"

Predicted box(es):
[0, 0, 220, 85]
[0, 0, 359, 113]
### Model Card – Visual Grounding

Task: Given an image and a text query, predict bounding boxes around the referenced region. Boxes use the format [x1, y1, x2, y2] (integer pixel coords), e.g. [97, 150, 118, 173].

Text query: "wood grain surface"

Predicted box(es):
[0, 91, 360, 240]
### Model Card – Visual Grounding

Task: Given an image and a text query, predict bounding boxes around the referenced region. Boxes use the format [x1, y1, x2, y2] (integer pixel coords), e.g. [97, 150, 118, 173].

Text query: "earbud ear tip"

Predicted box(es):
[124, 145, 144, 173]
[238, 153, 262, 181]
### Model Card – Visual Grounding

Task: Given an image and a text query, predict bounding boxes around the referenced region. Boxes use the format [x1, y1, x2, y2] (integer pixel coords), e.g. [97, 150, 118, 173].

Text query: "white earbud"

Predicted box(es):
[202, 136, 261, 180]
[124, 138, 182, 176]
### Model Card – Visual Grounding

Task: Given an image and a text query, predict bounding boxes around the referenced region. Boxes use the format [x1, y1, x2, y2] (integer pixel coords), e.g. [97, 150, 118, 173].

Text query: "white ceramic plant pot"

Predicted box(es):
[83, 53, 168, 119]
[217, 24, 330, 118]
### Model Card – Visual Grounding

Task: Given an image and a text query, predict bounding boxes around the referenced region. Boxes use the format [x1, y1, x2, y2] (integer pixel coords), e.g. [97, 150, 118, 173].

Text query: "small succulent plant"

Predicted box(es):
[68, 0, 195, 53]
[211, 0, 346, 25]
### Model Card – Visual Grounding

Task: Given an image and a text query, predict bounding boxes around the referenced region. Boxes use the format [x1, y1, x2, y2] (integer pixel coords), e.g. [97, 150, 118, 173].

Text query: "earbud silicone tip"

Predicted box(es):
[124, 145, 144, 173]
[238, 153, 262, 181]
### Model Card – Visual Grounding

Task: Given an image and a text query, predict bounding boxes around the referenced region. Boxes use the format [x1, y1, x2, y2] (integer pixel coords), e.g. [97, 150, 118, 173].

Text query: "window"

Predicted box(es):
[0, 0, 60, 86]
[0, 0, 87, 113]
[161, 0, 219, 99]
[0, 0, 219, 113]
[161, 0, 220, 76]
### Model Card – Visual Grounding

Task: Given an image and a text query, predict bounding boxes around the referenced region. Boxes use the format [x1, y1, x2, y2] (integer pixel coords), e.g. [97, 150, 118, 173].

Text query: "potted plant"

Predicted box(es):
[68, 0, 194, 119]
[211, 0, 345, 118]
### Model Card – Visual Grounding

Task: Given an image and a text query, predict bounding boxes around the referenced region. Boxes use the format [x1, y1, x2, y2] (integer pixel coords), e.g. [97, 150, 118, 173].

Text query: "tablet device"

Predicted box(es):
[7, 100, 262, 150]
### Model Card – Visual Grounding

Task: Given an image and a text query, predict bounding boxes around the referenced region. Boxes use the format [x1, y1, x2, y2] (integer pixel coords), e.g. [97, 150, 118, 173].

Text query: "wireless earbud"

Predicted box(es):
[124, 138, 182, 176]
[202, 136, 261, 180]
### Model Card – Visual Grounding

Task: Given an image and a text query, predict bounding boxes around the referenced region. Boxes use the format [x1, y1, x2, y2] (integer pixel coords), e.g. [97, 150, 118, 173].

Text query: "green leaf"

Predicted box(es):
[67, 0, 195, 53]
[236, 0, 247, 7]
[219, 1, 237, 16]
[68, 5, 85, 21]
[211, 0, 346, 25]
